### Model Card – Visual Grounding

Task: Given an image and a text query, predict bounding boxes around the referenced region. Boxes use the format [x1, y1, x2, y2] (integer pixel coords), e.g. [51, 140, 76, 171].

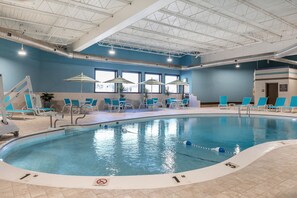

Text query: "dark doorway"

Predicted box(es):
[266, 83, 278, 105]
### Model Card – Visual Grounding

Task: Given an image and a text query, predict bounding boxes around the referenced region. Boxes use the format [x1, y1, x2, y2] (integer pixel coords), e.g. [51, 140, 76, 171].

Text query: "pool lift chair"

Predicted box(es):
[0, 75, 34, 137]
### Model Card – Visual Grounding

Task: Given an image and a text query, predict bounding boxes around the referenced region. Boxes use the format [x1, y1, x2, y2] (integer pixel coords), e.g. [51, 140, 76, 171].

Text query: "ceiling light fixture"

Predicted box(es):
[235, 60, 240, 68]
[18, 44, 27, 56]
[109, 46, 115, 55]
[167, 55, 173, 63]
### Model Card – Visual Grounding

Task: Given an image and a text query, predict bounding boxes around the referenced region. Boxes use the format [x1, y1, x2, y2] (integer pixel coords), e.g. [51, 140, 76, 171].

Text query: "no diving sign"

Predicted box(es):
[94, 178, 109, 186]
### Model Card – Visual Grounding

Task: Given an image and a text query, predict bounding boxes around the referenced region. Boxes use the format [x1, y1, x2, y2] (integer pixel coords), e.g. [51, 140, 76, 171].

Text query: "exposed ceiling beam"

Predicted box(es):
[0, 2, 97, 26]
[72, 0, 175, 52]
[237, 0, 297, 30]
[143, 18, 243, 46]
[160, 9, 260, 42]
[46, 0, 113, 17]
[104, 38, 185, 55]
[115, 31, 205, 52]
[97, 42, 185, 57]
[129, 26, 224, 50]
[0, 16, 86, 33]
[115, 0, 133, 4]
[270, 58, 297, 66]
[182, 0, 282, 39]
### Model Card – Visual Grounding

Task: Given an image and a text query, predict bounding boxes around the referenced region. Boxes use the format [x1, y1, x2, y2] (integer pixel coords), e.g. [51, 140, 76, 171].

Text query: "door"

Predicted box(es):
[266, 83, 278, 105]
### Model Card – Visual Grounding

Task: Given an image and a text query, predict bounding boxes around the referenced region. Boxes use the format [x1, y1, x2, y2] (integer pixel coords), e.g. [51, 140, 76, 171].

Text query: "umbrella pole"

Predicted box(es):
[80, 82, 83, 100]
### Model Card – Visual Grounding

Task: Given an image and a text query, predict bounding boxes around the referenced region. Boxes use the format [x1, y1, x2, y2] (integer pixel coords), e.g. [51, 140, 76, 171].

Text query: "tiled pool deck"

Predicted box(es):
[1, 107, 297, 198]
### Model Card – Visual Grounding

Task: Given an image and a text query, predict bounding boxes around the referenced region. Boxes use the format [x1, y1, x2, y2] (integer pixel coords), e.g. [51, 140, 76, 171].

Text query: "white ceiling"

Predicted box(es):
[1, 0, 297, 58]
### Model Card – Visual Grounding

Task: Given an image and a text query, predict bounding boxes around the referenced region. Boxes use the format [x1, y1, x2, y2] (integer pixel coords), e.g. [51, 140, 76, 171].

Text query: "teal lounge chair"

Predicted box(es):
[61, 98, 71, 113]
[84, 99, 98, 111]
[238, 97, 252, 108]
[103, 98, 112, 111]
[24, 94, 54, 115]
[268, 97, 286, 112]
[282, 96, 297, 112]
[251, 97, 268, 111]
[179, 98, 189, 108]
[146, 99, 155, 110]
[5, 95, 34, 117]
[218, 96, 228, 109]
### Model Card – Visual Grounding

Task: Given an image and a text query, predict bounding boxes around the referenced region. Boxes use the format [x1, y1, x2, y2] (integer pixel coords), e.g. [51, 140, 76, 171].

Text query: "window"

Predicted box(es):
[95, 70, 116, 92]
[122, 72, 140, 93]
[165, 75, 179, 93]
[145, 73, 161, 93]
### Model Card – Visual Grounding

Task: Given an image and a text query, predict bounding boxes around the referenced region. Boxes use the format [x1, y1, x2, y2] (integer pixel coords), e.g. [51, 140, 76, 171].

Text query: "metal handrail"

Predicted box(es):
[238, 105, 251, 117]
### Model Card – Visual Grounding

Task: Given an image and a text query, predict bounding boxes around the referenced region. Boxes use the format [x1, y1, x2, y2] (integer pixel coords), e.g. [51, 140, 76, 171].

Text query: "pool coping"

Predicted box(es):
[1, 113, 297, 189]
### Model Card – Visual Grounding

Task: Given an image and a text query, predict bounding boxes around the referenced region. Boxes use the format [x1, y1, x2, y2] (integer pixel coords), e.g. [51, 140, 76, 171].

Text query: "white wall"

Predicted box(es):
[254, 68, 297, 105]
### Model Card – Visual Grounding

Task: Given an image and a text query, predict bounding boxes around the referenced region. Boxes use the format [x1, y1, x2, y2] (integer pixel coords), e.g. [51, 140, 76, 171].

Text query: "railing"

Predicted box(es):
[238, 105, 251, 117]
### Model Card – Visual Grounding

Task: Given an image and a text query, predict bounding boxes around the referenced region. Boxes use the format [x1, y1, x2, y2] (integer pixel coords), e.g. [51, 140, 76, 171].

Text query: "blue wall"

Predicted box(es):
[0, 39, 180, 93]
[39, 51, 180, 93]
[0, 39, 41, 91]
[1, 38, 295, 102]
[190, 63, 257, 103]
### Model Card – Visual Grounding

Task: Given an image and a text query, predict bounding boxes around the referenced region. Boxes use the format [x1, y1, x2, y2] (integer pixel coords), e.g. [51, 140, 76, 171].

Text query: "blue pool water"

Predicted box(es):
[1, 115, 297, 176]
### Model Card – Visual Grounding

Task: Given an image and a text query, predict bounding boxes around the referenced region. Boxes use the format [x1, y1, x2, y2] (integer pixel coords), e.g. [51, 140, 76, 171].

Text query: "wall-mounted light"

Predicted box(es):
[235, 60, 240, 68]
[18, 44, 27, 56]
[109, 46, 115, 55]
[167, 55, 172, 63]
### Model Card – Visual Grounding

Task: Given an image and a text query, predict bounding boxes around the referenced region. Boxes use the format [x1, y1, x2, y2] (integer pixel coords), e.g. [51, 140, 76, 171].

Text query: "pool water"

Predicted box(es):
[1, 115, 297, 176]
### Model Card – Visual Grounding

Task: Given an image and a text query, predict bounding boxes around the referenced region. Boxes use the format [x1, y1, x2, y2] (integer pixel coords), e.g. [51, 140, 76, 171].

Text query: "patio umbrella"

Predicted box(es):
[104, 76, 134, 97]
[140, 78, 164, 97]
[166, 79, 189, 99]
[65, 72, 99, 98]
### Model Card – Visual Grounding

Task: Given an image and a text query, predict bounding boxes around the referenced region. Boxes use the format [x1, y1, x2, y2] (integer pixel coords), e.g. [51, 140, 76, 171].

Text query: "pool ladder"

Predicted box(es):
[238, 105, 251, 117]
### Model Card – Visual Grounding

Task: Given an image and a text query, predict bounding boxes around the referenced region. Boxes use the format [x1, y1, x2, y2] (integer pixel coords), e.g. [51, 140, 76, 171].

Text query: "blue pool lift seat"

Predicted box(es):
[4, 95, 34, 118]
[218, 96, 228, 109]
[282, 96, 297, 112]
[251, 97, 268, 111]
[268, 97, 286, 112]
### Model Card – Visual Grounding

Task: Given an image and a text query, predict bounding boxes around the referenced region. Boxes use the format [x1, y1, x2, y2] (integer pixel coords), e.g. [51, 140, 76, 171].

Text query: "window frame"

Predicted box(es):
[144, 72, 162, 94]
[165, 74, 180, 94]
[94, 68, 117, 93]
[121, 71, 141, 93]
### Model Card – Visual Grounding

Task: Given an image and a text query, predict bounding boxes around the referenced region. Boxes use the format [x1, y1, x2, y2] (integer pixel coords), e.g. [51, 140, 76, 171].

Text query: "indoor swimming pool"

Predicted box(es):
[1, 115, 297, 176]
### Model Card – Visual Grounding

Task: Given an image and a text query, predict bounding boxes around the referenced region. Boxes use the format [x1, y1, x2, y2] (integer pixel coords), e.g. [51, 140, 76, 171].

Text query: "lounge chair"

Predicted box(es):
[85, 98, 93, 105]
[103, 98, 112, 111]
[250, 97, 268, 111]
[282, 96, 297, 113]
[146, 99, 155, 110]
[84, 99, 98, 111]
[61, 98, 71, 113]
[268, 97, 286, 112]
[24, 94, 54, 115]
[179, 98, 189, 108]
[152, 98, 162, 108]
[218, 96, 228, 109]
[5, 95, 34, 118]
[111, 99, 124, 112]
[71, 99, 80, 114]
[238, 97, 252, 109]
